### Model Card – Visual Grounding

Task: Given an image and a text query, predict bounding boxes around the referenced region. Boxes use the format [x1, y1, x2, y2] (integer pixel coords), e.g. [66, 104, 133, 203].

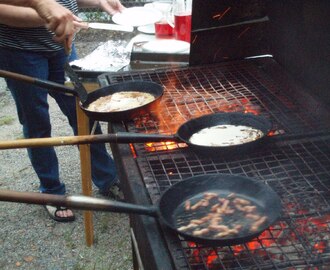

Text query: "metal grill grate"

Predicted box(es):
[135, 137, 330, 269]
[137, 138, 330, 211]
[100, 59, 330, 148]
[100, 58, 330, 269]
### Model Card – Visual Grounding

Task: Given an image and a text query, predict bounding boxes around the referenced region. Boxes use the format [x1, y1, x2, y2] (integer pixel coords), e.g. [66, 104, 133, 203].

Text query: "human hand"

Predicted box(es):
[99, 0, 126, 15]
[31, 0, 87, 43]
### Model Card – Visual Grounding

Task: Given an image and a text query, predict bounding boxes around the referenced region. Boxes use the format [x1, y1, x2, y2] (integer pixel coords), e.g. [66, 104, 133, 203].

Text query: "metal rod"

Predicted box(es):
[0, 133, 176, 149]
[0, 69, 77, 96]
[0, 190, 158, 216]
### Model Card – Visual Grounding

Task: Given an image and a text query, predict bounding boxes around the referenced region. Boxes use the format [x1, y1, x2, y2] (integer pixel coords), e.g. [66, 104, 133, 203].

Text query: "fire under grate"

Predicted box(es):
[136, 137, 330, 269]
[100, 58, 330, 140]
[100, 58, 330, 269]
[137, 137, 330, 209]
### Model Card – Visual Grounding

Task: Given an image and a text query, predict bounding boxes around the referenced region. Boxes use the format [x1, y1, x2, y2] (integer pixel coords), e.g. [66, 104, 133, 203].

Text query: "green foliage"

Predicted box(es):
[79, 12, 112, 22]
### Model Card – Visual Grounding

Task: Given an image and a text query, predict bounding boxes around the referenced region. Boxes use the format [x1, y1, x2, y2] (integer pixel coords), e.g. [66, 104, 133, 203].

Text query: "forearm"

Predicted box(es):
[0, 5, 44, 27]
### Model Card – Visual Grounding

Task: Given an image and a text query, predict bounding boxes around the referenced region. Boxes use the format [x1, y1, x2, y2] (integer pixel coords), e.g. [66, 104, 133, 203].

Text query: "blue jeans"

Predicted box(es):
[0, 46, 117, 195]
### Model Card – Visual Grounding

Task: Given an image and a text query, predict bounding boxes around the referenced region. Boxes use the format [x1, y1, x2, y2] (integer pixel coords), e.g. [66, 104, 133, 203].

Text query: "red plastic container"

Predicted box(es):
[174, 14, 191, 42]
[155, 21, 174, 38]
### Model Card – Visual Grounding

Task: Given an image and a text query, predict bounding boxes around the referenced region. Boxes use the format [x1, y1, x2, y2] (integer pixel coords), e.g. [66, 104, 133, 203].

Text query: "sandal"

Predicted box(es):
[43, 205, 75, 222]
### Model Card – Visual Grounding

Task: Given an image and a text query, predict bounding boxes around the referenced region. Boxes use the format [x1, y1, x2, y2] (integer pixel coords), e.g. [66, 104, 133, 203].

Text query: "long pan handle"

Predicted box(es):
[64, 63, 88, 102]
[0, 69, 78, 97]
[0, 132, 178, 149]
[0, 189, 158, 217]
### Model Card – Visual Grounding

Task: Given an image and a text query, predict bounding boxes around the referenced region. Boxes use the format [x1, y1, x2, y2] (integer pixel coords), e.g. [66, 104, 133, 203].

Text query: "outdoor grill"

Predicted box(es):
[97, 0, 330, 269]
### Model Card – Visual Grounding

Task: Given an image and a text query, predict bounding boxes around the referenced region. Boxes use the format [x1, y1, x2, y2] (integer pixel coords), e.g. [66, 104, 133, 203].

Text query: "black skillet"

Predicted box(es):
[0, 174, 282, 246]
[174, 112, 272, 156]
[0, 69, 164, 122]
[105, 111, 272, 156]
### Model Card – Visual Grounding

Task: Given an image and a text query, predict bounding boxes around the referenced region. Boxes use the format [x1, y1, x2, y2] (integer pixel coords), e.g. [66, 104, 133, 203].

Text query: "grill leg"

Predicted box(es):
[76, 99, 94, 246]
[130, 228, 144, 270]
[132, 238, 139, 270]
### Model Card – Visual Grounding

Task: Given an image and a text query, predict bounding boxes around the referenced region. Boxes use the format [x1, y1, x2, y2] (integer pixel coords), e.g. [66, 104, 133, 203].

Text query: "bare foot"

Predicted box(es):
[44, 205, 75, 222]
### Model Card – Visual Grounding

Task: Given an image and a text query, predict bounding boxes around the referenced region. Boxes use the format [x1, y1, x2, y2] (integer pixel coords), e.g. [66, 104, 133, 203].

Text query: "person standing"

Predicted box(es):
[0, 0, 125, 222]
[0, 0, 85, 47]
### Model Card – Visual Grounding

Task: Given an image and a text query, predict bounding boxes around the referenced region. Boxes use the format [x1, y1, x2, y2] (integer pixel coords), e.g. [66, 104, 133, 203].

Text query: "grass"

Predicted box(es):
[99, 215, 110, 234]
[64, 228, 77, 250]
[0, 116, 14, 126]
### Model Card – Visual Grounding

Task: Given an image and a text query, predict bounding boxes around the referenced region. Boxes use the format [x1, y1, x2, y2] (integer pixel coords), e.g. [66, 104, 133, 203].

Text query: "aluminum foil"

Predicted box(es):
[70, 39, 131, 72]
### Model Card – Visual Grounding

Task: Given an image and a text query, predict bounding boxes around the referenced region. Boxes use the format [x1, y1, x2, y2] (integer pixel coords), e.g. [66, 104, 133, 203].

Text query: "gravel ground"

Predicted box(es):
[0, 29, 135, 270]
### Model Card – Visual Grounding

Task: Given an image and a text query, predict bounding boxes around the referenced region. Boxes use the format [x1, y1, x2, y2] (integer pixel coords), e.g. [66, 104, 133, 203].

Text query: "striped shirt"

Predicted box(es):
[0, 0, 79, 52]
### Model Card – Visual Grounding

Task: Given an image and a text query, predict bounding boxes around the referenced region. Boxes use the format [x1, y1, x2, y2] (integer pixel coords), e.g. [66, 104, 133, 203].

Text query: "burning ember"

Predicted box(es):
[213, 7, 231, 21]
[145, 141, 186, 152]
[182, 213, 330, 269]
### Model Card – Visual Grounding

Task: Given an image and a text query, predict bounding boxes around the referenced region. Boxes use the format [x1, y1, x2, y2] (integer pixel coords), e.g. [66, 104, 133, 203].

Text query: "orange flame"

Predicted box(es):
[132, 75, 286, 153]
[129, 143, 137, 158]
[206, 250, 218, 266]
[314, 242, 327, 254]
[145, 141, 183, 152]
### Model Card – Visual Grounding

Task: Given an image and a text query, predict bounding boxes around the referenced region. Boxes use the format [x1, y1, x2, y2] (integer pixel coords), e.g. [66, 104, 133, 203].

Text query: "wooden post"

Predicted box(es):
[76, 98, 94, 246]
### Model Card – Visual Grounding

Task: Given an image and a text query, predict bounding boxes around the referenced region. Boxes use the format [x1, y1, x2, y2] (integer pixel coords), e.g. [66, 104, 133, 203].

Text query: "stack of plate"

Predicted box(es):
[141, 39, 190, 54]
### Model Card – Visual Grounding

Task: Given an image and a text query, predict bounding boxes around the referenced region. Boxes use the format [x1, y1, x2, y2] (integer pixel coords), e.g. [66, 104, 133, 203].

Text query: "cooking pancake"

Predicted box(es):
[86, 91, 155, 112]
[189, 124, 264, 147]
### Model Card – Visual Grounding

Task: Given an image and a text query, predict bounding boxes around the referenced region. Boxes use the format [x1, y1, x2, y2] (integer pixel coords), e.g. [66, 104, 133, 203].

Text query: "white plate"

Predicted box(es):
[137, 24, 155, 34]
[112, 7, 162, 27]
[141, 39, 190, 53]
[125, 34, 156, 52]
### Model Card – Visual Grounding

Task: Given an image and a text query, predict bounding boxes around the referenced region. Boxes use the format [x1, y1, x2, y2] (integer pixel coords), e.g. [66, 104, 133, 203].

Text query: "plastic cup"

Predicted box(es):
[152, 1, 174, 38]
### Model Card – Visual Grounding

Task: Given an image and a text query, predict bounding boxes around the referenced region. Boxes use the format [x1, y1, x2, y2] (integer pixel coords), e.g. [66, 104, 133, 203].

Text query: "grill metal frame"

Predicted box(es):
[102, 58, 330, 270]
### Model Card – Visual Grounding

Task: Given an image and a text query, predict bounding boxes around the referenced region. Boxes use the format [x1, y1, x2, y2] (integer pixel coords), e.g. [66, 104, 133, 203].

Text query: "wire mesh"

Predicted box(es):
[100, 58, 330, 269]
